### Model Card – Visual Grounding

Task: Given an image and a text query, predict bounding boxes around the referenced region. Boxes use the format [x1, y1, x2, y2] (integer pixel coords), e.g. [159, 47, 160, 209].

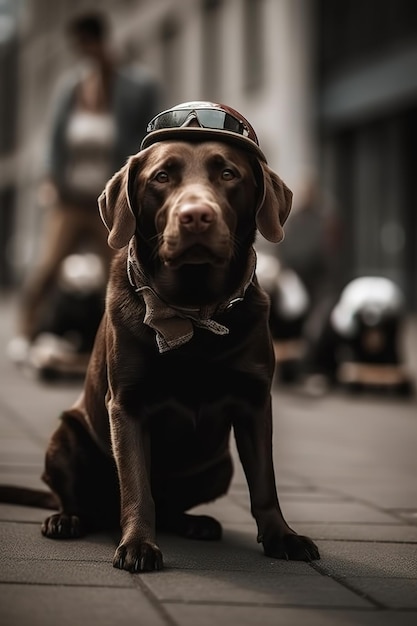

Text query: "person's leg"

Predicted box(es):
[18, 208, 83, 340]
[84, 211, 114, 277]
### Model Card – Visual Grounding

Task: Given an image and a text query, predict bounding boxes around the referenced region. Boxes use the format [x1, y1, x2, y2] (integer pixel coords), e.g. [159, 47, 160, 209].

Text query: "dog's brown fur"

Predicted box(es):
[2, 141, 319, 571]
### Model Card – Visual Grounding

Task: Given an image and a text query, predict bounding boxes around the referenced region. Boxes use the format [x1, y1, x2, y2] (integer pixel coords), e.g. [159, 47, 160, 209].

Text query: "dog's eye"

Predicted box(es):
[222, 168, 236, 181]
[154, 171, 169, 183]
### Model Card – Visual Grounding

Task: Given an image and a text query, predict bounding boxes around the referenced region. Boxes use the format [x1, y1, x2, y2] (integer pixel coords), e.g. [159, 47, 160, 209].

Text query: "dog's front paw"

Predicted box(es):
[42, 513, 83, 539]
[113, 540, 163, 572]
[262, 532, 320, 562]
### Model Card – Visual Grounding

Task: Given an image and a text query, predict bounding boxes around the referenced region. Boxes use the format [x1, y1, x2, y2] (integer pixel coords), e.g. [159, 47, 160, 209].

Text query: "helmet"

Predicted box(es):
[140, 101, 267, 161]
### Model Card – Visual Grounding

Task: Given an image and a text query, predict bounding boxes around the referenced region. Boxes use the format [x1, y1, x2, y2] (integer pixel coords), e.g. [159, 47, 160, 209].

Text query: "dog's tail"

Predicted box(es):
[0, 485, 58, 510]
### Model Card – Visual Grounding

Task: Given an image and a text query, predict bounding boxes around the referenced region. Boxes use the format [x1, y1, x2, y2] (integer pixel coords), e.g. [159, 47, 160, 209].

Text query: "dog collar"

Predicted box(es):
[127, 240, 256, 353]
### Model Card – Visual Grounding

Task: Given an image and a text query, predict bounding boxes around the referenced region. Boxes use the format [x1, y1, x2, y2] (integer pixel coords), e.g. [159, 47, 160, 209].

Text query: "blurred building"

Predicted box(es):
[0, 0, 416, 310]
[317, 0, 417, 309]
[0, 0, 20, 287]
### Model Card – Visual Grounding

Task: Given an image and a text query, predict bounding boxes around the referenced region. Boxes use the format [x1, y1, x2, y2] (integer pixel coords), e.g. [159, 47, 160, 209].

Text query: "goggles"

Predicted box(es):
[141, 101, 266, 161]
[146, 106, 259, 145]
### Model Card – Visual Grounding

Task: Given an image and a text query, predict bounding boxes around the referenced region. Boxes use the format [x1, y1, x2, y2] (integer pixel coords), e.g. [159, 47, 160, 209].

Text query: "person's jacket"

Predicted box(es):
[45, 64, 161, 198]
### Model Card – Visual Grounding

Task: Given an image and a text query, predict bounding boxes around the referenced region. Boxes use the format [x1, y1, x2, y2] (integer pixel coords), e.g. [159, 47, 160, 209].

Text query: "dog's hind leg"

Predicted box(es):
[156, 452, 233, 541]
[41, 411, 119, 539]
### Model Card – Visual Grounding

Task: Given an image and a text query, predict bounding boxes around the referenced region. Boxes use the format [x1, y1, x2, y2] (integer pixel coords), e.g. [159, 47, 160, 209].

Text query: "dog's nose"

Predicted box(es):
[178, 204, 215, 233]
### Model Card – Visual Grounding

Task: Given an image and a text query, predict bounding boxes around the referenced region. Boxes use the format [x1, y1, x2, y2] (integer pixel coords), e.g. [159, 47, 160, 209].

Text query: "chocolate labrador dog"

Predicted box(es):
[1, 103, 319, 571]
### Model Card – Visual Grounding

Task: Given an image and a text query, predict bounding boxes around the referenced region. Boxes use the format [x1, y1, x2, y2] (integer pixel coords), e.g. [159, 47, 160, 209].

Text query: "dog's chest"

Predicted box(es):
[143, 352, 238, 409]
[139, 359, 237, 465]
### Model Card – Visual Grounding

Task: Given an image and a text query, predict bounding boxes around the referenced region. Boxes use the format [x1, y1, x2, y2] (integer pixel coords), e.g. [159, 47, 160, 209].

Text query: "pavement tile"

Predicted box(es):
[0, 420, 29, 437]
[280, 491, 350, 502]
[0, 504, 49, 523]
[0, 469, 44, 485]
[231, 495, 400, 525]
[0, 438, 42, 454]
[0, 522, 116, 563]
[270, 393, 417, 493]
[164, 605, 417, 626]
[322, 479, 417, 511]
[315, 541, 417, 578]
[281, 501, 400, 525]
[0, 461, 44, 474]
[230, 482, 369, 505]
[190, 496, 254, 525]
[292, 522, 417, 543]
[0, 461, 44, 475]
[0, 452, 43, 467]
[389, 509, 417, 524]
[157, 529, 316, 573]
[0, 445, 43, 465]
[0, 584, 166, 626]
[0, 386, 80, 440]
[275, 476, 321, 491]
[0, 558, 135, 587]
[138, 569, 371, 608]
[344, 577, 417, 609]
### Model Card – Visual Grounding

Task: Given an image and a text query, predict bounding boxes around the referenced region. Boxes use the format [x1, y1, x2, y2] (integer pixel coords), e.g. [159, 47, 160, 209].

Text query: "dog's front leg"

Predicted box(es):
[233, 395, 320, 562]
[108, 395, 163, 572]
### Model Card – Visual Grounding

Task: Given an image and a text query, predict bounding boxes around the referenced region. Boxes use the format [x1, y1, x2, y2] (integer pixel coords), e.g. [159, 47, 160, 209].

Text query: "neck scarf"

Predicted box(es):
[127, 240, 256, 353]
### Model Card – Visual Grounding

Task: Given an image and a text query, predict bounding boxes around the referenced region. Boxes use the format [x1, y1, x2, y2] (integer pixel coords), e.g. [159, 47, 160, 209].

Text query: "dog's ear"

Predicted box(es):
[255, 160, 293, 243]
[98, 152, 144, 249]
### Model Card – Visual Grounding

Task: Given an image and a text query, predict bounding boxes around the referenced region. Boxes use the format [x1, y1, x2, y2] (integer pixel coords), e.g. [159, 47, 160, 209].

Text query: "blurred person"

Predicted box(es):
[9, 11, 161, 364]
[277, 176, 344, 385]
[278, 176, 343, 312]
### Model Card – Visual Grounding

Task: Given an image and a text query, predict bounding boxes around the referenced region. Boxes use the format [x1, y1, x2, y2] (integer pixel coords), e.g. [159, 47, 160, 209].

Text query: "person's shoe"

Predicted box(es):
[302, 373, 331, 397]
[6, 335, 31, 366]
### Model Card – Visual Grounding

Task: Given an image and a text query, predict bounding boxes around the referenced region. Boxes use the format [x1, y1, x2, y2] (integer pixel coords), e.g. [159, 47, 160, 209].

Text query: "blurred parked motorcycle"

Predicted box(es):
[24, 252, 105, 381]
[256, 251, 310, 383]
[307, 276, 414, 396]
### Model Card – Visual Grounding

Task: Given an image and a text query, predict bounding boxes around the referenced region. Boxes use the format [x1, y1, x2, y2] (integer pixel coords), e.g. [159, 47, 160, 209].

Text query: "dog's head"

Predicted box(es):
[99, 140, 292, 304]
[99, 141, 292, 249]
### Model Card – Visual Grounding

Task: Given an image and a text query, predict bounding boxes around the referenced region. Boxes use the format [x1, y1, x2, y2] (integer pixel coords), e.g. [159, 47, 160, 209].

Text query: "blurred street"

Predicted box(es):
[0, 292, 416, 626]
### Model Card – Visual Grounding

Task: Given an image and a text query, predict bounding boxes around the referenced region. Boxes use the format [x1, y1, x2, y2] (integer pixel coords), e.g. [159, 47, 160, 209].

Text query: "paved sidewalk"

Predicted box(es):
[0, 293, 416, 626]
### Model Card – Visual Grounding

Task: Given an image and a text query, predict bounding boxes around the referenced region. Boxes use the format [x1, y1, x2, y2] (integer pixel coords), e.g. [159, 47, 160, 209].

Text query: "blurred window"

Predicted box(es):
[160, 17, 183, 106]
[318, 0, 417, 80]
[201, 0, 223, 100]
[0, 32, 17, 154]
[243, 0, 265, 92]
